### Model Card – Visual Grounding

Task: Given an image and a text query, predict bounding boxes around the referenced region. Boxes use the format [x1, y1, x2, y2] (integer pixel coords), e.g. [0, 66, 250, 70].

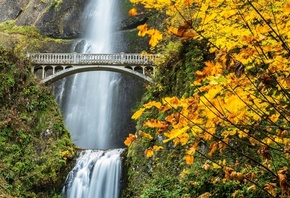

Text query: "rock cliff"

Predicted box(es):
[0, 0, 87, 39]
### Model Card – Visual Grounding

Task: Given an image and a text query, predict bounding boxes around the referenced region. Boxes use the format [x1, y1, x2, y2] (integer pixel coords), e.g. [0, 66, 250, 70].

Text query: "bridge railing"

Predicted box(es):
[28, 53, 160, 66]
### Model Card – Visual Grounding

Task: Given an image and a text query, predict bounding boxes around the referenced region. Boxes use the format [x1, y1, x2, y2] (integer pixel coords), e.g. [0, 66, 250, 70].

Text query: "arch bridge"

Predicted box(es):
[28, 53, 160, 84]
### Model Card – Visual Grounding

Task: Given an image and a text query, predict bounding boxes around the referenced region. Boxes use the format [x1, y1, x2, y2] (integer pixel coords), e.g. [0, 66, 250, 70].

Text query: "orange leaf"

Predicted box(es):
[264, 183, 277, 197]
[184, 0, 194, 6]
[185, 155, 194, 165]
[284, 1, 290, 14]
[138, 130, 153, 140]
[143, 119, 168, 133]
[137, 24, 148, 37]
[124, 133, 137, 146]
[208, 141, 218, 157]
[187, 139, 199, 155]
[128, 8, 138, 16]
[277, 167, 289, 195]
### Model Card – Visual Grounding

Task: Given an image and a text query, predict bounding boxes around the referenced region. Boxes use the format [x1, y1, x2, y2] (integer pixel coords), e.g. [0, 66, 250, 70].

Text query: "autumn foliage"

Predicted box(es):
[125, 0, 290, 197]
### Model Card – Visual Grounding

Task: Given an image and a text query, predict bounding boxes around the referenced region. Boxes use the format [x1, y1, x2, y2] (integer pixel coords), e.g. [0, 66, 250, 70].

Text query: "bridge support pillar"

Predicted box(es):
[42, 66, 45, 79]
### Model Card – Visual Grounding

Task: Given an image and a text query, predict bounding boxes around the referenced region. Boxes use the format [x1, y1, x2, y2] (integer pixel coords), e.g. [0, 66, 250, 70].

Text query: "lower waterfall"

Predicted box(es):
[62, 149, 123, 198]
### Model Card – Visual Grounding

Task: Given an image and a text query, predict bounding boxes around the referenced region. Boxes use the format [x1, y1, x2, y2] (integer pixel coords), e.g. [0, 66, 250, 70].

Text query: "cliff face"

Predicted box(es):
[0, 0, 87, 39]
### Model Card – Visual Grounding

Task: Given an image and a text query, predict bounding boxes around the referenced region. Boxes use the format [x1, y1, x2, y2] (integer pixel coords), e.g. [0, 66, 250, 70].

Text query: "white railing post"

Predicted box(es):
[121, 52, 125, 64]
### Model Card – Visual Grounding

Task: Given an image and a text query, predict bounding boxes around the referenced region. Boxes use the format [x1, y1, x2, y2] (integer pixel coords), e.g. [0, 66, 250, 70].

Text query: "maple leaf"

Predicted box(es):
[152, 145, 163, 151]
[137, 23, 148, 37]
[184, 0, 194, 6]
[184, 155, 194, 165]
[186, 140, 199, 155]
[124, 133, 137, 147]
[131, 107, 145, 120]
[143, 119, 168, 133]
[208, 141, 218, 157]
[179, 133, 189, 146]
[139, 130, 153, 140]
[264, 183, 277, 197]
[277, 167, 289, 195]
[128, 8, 138, 16]
[144, 148, 154, 158]
[143, 101, 162, 109]
[163, 126, 190, 143]
[147, 29, 162, 47]
[284, 1, 290, 14]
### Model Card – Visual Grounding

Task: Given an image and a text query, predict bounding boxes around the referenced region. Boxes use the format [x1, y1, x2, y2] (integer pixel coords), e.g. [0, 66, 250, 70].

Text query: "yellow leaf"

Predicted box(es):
[212, 162, 221, 169]
[163, 96, 180, 108]
[269, 113, 280, 123]
[163, 126, 190, 143]
[143, 101, 162, 109]
[131, 107, 145, 120]
[179, 133, 189, 146]
[147, 29, 162, 47]
[152, 145, 163, 151]
[144, 148, 154, 158]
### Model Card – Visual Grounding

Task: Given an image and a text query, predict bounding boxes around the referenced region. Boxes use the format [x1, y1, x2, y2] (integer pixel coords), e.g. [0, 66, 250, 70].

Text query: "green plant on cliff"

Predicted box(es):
[0, 48, 75, 197]
[0, 20, 72, 55]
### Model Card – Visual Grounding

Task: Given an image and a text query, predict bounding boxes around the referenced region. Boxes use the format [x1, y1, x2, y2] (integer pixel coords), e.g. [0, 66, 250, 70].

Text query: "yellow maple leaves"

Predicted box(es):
[137, 24, 163, 47]
[126, 2, 290, 195]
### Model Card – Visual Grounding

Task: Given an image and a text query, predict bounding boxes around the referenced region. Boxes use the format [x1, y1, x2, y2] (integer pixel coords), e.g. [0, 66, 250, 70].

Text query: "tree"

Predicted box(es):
[125, 0, 290, 197]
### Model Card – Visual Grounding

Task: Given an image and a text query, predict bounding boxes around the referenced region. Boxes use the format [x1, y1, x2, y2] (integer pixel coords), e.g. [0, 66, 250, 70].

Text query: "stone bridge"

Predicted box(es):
[28, 53, 160, 84]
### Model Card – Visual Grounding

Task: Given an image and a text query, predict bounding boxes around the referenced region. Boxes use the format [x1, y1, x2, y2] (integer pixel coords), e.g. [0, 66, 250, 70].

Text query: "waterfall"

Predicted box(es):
[63, 0, 120, 150]
[62, 149, 123, 198]
[60, 0, 125, 197]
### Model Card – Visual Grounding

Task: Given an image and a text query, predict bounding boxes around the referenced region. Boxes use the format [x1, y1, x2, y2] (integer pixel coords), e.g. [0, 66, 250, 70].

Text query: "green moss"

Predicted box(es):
[0, 20, 41, 37]
[0, 48, 75, 197]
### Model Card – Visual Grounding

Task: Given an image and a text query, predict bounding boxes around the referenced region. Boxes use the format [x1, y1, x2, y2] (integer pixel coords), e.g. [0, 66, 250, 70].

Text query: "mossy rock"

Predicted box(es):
[0, 48, 76, 197]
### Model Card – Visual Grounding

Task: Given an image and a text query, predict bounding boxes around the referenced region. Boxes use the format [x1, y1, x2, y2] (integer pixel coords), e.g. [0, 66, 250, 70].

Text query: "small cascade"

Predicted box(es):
[62, 149, 123, 198]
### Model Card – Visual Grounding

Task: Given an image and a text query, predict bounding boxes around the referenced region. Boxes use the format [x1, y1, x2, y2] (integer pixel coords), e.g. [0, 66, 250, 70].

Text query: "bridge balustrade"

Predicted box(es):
[28, 53, 159, 66]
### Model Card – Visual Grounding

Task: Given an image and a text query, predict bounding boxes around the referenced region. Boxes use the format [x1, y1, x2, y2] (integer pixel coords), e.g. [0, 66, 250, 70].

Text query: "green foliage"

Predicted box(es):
[0, 48, 75, 197]
[146, 40, 208, 101]
[0, 20, 42, 37]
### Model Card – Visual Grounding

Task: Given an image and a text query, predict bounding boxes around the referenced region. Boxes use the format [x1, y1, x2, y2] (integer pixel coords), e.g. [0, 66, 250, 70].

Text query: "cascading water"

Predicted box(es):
[62, 149, 123, 198]
[63, 0, 120, 150]
[59, 0, 126, 197]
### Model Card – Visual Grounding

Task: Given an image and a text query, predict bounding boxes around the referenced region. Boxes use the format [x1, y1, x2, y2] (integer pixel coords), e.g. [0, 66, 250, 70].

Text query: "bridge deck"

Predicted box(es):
[28, 53, 160, 84]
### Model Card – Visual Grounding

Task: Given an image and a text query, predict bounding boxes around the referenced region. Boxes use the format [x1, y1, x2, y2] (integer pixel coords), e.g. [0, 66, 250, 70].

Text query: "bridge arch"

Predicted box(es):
[38, 65, 154, 84]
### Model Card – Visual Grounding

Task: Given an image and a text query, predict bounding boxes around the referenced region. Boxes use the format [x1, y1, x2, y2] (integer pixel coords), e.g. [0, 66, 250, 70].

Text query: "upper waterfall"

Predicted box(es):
[59, 0, 120, 150]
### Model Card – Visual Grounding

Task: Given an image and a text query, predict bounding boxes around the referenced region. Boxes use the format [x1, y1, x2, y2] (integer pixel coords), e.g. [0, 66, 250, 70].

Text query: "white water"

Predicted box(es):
[61, 0, 124, 197]
[63, 0, 120, 150]
[63, 149, 123, 198]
